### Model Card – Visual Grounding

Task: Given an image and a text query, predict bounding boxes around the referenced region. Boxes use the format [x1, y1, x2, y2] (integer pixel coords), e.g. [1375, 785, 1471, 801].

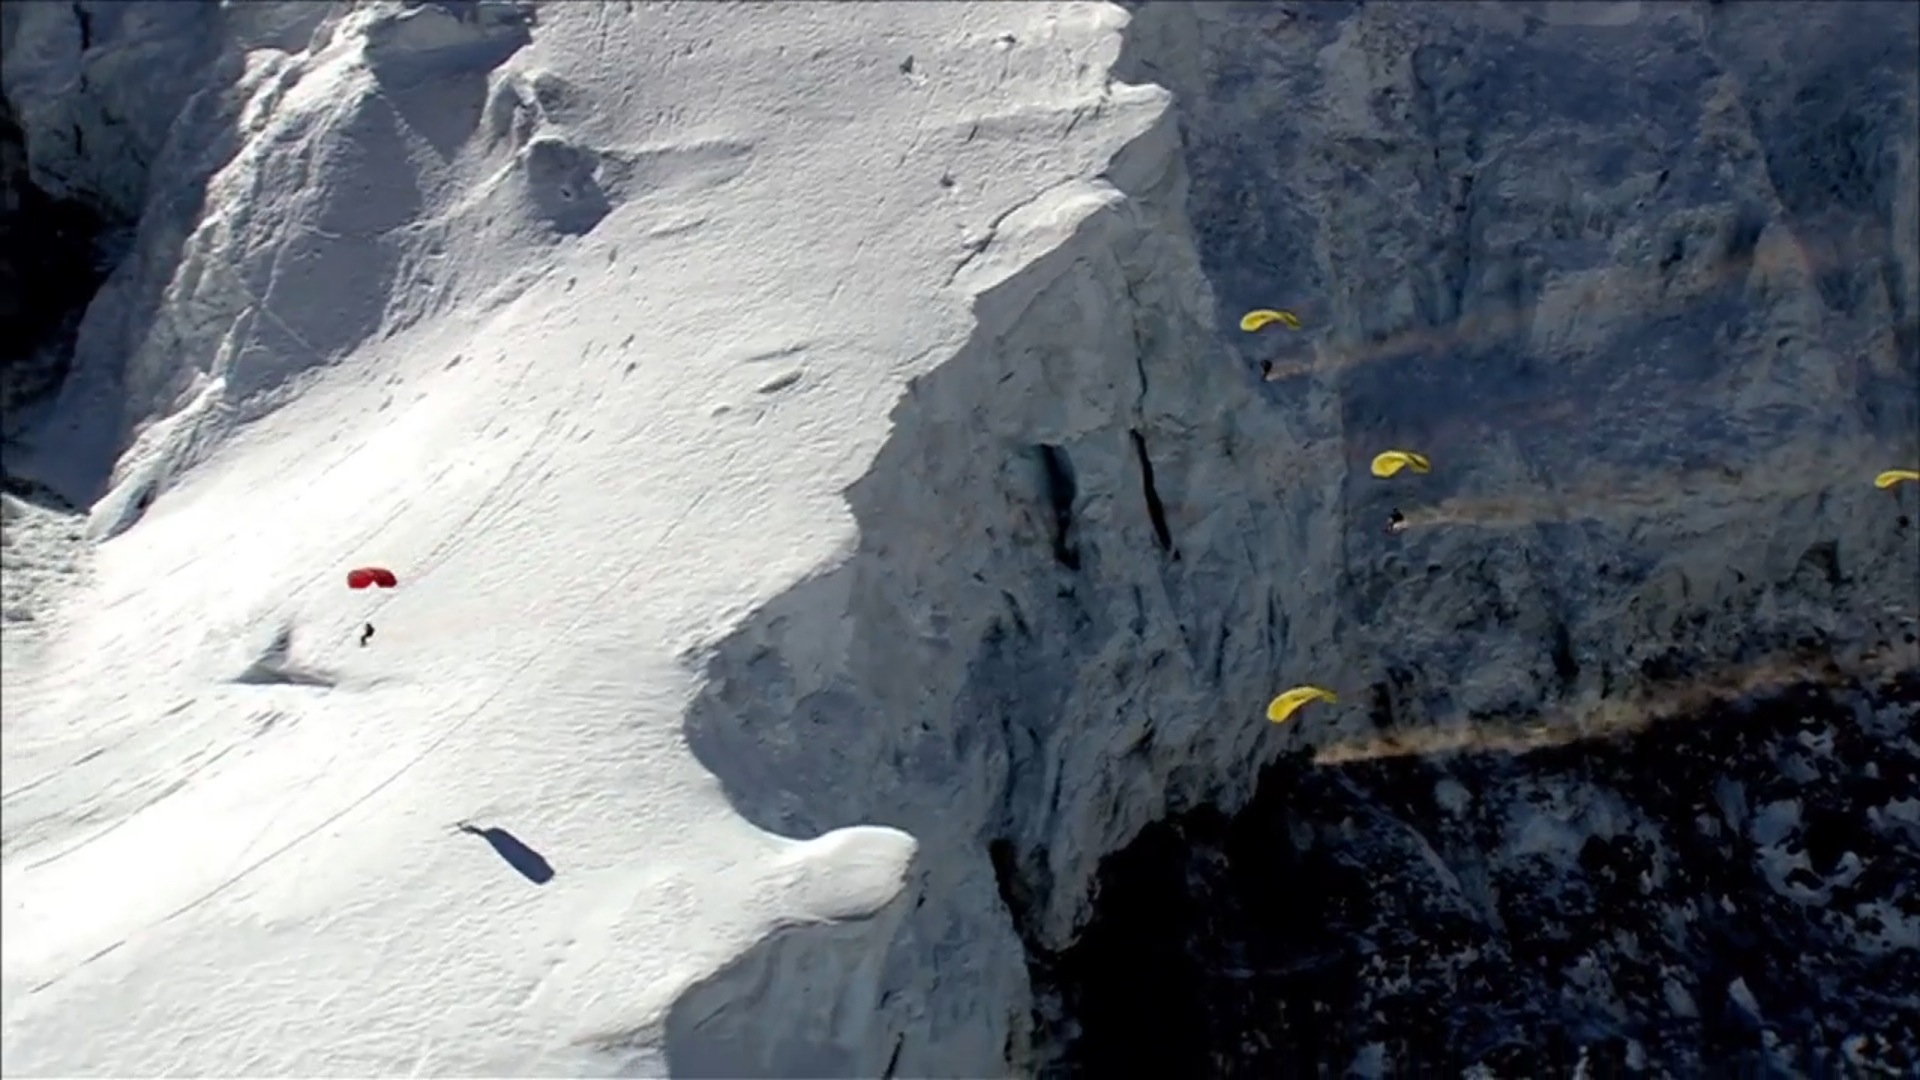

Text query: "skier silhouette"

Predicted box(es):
[359, 622, 375, 647]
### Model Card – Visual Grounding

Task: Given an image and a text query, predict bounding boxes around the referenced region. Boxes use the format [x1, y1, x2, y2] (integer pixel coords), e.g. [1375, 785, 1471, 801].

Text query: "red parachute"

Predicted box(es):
[346, 566, 399, 590]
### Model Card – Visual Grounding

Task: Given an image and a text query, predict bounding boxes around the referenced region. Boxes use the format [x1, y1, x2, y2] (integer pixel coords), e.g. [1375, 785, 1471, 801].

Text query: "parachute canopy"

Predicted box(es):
[1266, 685, 1337, 724]
[1240, 308, 1302, 333]
[347, 566, 399, 590]
[1874, 468, 1919, 490]
[1370, 450, 1432, 478]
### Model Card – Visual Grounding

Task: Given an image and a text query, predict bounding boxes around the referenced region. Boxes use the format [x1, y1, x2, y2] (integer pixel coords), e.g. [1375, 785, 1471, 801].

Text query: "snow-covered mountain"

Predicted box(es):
[1, 1, 1166, 1073]
[3, 1, 1916, 1076]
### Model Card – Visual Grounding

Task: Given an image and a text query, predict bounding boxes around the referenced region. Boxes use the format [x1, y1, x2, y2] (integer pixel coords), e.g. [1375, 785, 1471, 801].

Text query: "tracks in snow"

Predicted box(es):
[23, 339, 723, 995]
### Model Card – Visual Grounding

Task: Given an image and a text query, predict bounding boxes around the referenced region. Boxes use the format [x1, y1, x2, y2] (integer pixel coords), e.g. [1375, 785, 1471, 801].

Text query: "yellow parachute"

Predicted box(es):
[1266, 685, 1337, 724]
[1874, 468, 1919, 490]
[1370, 450, 1432, 478]
[1240, 308, 1302, 333]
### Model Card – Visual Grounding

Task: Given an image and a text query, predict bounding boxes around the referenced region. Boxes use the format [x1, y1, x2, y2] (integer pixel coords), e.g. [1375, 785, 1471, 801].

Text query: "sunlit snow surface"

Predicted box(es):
[2, 2, 1155, 1072]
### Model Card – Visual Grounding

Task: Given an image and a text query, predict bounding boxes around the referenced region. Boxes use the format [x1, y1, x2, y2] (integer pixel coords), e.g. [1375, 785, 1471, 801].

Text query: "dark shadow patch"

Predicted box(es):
[0, 98, 111, 452]
[229, 621, 337, 687]
[363, 1, 534, 160]
[0, 470, 83, 515]
[3, 3, 299, 508]
[379, 71, 494, 162]
[361, 0, 535, 88]
[662, 907, 899, 1078]
[456, 821, 554, 884]
[230, 664, 336, 688]
[1549, 618, 1581, 691]
[1128, 429, 1175, 557]
[521, 135, 612, 237]
[1033, 443, 1080, 571]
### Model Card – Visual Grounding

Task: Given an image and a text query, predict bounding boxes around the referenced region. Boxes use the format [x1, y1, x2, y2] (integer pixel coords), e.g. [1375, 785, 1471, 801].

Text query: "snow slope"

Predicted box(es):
[2, 2, 1161, 1074]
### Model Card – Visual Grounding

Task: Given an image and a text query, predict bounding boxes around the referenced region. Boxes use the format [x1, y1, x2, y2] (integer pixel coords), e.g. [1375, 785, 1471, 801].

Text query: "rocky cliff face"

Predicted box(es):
[1044, 1, 1920, 1073]
[1054, 672, 1920, 1077]
[684, 0, 1917, 1075]
[1126, 0, 1918, 742]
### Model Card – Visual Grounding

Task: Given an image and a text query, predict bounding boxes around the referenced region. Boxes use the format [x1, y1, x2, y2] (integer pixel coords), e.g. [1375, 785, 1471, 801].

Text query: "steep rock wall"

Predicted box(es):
[1122, 0, 1918, 744]
[684, 0, 1917, 1075]
[1037, 5, 1920, 1071]
[682, 41, 1345, 1080]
